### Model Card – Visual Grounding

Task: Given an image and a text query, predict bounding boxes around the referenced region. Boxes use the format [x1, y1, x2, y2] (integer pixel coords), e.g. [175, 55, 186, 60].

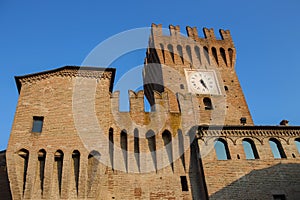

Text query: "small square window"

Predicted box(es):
[32, 116, 44, 133]
[273, 194, 286, 200]
[180, 176, 188, 191]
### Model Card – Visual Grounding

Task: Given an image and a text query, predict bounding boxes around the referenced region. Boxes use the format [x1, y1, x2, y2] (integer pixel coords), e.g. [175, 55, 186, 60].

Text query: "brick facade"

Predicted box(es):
[3, 24, 300, 199]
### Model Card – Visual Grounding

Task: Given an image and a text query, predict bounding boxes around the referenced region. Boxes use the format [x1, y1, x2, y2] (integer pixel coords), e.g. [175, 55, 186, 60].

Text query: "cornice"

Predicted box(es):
[15, 66, 116, 93]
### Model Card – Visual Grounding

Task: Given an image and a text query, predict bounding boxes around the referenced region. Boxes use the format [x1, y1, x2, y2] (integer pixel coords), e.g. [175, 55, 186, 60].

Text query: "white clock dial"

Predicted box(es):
[188, 71, 220, 95]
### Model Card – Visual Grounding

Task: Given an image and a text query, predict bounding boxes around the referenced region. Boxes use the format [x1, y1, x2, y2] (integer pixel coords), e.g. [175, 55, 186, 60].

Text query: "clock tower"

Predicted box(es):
[143, 23, 253, 126]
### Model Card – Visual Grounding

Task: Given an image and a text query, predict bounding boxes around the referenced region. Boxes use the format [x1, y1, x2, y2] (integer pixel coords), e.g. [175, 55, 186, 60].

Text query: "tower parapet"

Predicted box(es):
[147, 23, 236, 68]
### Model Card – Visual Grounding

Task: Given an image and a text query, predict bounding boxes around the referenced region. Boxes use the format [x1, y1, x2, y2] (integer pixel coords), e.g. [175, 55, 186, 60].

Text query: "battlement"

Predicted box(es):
[148, 23, 236, 68]
[151, 23, 233, 42]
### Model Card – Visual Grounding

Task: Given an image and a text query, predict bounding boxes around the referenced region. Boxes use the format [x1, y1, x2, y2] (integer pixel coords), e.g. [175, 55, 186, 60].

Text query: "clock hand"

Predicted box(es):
[200, 79, 208, 89]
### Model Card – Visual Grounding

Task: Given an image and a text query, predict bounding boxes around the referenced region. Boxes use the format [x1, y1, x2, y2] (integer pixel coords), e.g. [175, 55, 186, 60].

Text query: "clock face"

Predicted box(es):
[187, 70, 220, 95]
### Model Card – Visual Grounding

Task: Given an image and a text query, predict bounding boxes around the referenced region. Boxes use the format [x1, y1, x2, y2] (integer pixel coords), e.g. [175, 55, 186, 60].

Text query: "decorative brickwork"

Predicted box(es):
[4, 24, 300, 200]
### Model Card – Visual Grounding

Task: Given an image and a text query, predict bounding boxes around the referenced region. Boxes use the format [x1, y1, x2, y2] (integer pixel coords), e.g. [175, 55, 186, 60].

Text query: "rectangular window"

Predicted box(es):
[32, 116, 44, 133]
[273, 194, 286, 200]
[180, 176, 188, 191]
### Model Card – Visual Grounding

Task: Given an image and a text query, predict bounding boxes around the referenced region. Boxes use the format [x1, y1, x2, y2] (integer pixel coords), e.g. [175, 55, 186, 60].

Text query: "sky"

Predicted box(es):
[1, 0, 300, 150]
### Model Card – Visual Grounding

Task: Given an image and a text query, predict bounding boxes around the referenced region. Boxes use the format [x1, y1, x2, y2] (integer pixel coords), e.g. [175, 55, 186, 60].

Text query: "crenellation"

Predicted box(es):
[3, 23, 300, 200]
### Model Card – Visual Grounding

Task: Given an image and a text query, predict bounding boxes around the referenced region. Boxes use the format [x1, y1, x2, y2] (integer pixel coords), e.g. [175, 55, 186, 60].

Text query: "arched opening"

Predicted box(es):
[269, 138, 286, 158]
[220, 47, 227, 66]
[212, 47, 218, 65]
[242, 138, 259, 159]
[18, 149, 29, 196]
[194, 46, 201, 64]
[159, 43, 165, 63]
[72, 150, 80, 195]
[167, 44, 175, 63]
[214, 138, 231, 160]
[54, 150, 64, 196]
[228, 48, 234, 67]
[295, 138, 300, 154]
[134, 128, 140, 171]
[121, 130, 128, 172]
[203, 46, 210, 64]
[177, 45, 184, 64]
[87, 151, 100, 194]
[177, 129, 186, 171]
[109, 128, 114, 169]
[203, 97, 213, 110]
[162, 130, 173, 171]
[186, 45, 193, 64]
[146, 130, 157, 171]
[38, 149, 46, 195]
[224, 86, 228, 91]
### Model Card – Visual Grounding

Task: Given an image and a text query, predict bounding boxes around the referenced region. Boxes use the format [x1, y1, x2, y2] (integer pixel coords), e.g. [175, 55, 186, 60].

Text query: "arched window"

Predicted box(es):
[167, 44, 175, 63]
[54, 150, 64, 196]
[295, 138, 300, 154]
[269, 138, 286, 159]
[162, 130, 173, 170]
[214, 138, 231, 160]
[203, 97, 213, 110]
[177, 45, 184, 64]
[177, 129, 186, 171]
[109, 128, 114, 169]
[211, 47, 218, 65]
[194, 46, 201, 64]
[224, 86, 228, 91]
[220, 47, 227, 66]
[134, 128, 140, 171]
[242, 139, 259, 159]
[121, 130, 128, 171]
[38, 149, 46, 195]
[146, 130, 157, 170]
[18, 149, 29, 195]
[72, 150, 80, 195]
[186, 45, 193, 64]
[159, 43, 165, 63]
[87, 151, 100, 194]
[203, 46, 210, 64]
[228, 48, 234, 67]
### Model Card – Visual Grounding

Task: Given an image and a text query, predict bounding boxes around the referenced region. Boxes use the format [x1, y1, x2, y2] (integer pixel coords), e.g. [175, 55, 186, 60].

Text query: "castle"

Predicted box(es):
[1, 23, 300, 199]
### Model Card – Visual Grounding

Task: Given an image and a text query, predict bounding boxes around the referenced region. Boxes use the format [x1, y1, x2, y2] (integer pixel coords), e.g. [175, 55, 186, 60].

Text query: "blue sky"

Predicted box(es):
[1, 0, 300, 150]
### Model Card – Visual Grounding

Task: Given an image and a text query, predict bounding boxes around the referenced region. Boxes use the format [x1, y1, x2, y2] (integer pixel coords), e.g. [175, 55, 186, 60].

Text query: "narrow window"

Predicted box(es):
[220, 47, 227, 66]
[186, 45, 193, 64]
[134, 128, 140, 171]
[269, 138, 286, 159]
[203, 46, 210, 64]
[212, 47, 218, 65]
[224, 86, 228, 91]
[159, 43, 165, 63]
[162, 130, 173, 171]
[180, 176, 189, 191]
[146, 130, 157, 171]
[194, 46, 201, 64]
[228, 48, 234, 67]
[18, 149, 29, 196]
[295, 138, 300, 154]
[121, 130, 128, 172]
[38, 149, 46, 195]
[177, 45, 184, 64]
[167, 44, 175, 63]
[87, 151, 100, 194]
[32, 116, 44, 133]
[54, 150, 64, 196]
[72, 150, 80, 196]
[242, 139, 259, 159]
[109, 128, 114, 169]
[178, 129, 186, 171]
[214, 138, 231, 160]
[203, 97, 213, 110]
